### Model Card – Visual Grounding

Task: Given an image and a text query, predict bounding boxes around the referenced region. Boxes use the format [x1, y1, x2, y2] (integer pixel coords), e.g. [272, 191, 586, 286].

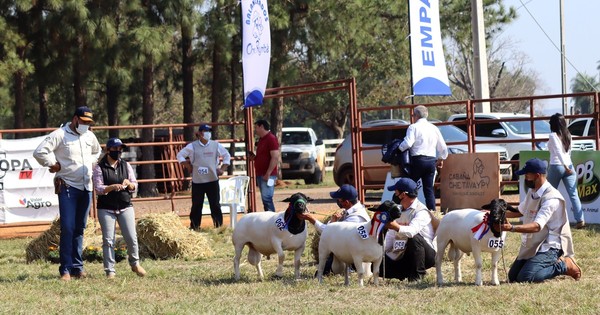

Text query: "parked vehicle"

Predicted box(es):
[280, 127, 326, 184]
[332, 119, 512, 187]
[568, 117, 597, 151]
[447, 113, 551, 180]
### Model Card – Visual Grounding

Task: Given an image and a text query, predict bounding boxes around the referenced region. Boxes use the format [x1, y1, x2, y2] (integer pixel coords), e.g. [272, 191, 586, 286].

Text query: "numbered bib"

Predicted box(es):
[197, 166, 209, 175]
[275, 217, 286, 231]
[357, 225, 368, 239]
[487, 234, 506, 249]
[393, 240, 407, 251]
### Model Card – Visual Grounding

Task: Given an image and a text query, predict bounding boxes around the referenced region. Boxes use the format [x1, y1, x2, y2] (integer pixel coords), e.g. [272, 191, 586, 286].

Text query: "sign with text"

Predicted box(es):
[440, 153, 500, 211]
[242, 0, 271, 107]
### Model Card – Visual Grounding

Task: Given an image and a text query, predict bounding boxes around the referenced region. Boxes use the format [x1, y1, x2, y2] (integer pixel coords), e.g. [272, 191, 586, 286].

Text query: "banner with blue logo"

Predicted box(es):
[242, 0, 271, 107]
[409, 0, 451, 96]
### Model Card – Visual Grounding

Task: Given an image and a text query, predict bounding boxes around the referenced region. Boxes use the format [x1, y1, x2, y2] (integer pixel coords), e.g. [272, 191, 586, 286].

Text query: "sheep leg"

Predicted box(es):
[491, 250, 501, 285]
[371, 259, 381, 286]
[471, 242, 484, 286]
[449, 242, 464, 283]
[435, 238, 449, 285]
[293, 245, 305, 280]
[317, 248, 331, 284]
[233, 242, 244, 281]
[271, 237, 286, 278]
[344, 263, 350, 286]
[353, 256, 366, 287]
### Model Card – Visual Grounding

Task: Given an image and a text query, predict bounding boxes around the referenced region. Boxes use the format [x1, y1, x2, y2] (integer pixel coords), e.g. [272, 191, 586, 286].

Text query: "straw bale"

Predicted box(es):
[26, 218, 97, 263]
[136, 212, 214, 260]
[309, 215, 331, 263]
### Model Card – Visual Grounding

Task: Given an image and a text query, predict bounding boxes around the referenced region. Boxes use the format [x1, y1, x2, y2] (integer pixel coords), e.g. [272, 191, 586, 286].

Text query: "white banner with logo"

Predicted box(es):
[242, 0, 271, 107]
[0, 136, 58, 224]
[409, 0, 451, 96]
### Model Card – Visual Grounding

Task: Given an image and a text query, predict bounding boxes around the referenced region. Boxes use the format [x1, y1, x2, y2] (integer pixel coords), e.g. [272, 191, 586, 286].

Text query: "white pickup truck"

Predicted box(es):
[280, 127, 326, 184]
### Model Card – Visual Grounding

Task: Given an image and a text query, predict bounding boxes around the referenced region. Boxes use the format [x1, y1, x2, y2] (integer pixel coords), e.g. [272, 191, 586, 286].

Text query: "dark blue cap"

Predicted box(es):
[198, 124, 212, 131]
[74, 106, 94, 122]
[515, 158, 547, 175]
[106, 138, 126, 149]
[330, 184, 358, 200]
[387, 177, 418, 194]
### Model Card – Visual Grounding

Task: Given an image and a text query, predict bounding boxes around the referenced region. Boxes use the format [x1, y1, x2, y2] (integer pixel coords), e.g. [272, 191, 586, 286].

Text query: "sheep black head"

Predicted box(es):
[281, 192, 311, 235]
[482, 198, 518, 237]
[368, 200, 402, 245]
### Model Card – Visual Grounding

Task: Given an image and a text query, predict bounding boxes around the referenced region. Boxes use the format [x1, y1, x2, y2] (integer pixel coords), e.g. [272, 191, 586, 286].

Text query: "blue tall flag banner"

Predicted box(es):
[242, 0, 271, 107]
[409, 0, 451, 96]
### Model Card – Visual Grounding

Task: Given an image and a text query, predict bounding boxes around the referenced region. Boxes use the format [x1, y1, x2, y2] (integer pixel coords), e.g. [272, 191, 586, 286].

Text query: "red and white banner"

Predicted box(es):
[0, 136, 58, 224]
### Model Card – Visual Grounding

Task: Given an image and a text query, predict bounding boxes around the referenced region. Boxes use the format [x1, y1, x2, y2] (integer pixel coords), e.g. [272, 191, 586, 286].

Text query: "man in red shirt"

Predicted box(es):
[250, 119, 280, 212]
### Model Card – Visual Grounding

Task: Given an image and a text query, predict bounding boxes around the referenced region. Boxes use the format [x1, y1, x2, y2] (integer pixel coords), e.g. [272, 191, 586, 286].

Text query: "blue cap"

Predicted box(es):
[106, 138, 126, 149]
[74, 106, 94, 122]
[330, 184, 358, 200]
[515, 158, 547, 175]
[387, 177, 418, 194]
[198, 124, 212, 131]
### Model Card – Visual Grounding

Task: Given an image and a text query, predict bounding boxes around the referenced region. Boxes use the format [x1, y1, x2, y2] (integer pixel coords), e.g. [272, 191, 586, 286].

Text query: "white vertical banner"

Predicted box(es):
[242, 0, 271, 107]
[0, 136, 59, 224]
[409, 0, 451, 96]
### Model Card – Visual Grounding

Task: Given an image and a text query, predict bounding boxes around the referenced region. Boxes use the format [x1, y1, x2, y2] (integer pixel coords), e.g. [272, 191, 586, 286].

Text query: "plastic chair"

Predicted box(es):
[220, 176, 250, 228]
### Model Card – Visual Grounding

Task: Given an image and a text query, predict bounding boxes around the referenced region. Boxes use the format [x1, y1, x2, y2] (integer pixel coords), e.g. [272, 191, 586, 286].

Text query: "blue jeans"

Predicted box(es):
[98, 208, 141, 275]
[257, 176, 276, 212]
[508, 248, 567, 283]
[409, 156, 437, 211]
[57, 186, 91, 276]
[547, 164, 584, 223]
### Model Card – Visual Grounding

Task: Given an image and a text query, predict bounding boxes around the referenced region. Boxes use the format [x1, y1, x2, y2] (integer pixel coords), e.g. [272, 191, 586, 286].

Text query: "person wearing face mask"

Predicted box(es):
[92, 138, 146, 279]
[33, 106, 101, 281]
[382, 178, 436, 282]
[177, 124, 231, 230]
[299, 184, 370, 275]
[497, 158, 581, 283]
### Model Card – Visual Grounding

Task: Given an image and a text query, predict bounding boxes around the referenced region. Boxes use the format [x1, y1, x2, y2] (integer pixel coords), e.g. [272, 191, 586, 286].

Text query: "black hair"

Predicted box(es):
[406, 191, 418, 199]
[255, 119, 270, 131]
[549, 113, 571, 152]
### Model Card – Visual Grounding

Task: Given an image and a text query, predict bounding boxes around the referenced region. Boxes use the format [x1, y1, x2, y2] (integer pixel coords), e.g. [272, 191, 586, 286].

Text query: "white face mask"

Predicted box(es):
[202, 131, 211, 141]
[76, 123, 90, 134]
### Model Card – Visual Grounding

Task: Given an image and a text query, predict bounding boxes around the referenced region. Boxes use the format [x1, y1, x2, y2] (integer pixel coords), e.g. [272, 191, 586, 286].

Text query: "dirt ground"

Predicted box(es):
[0, 186, 519, 239]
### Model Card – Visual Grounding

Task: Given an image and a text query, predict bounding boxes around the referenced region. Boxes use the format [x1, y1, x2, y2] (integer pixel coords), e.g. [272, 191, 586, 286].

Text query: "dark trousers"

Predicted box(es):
[57, 186, 91, 276]
[409, 155, 437, 211]
[190, 180, 223, 229]
[381, 234, 436, 281]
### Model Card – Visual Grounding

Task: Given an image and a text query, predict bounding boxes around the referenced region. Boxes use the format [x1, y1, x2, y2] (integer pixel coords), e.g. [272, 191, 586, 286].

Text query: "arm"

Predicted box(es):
[398, 125, 416, 152]
[436, 127, 449, 164]
[549, 133, 571, 173]
[396, 211, 431, 238]
[501, 198, 559, 233]
[263, 149, 280, 180]
[123, 162, 138, 191]
[177, 143, 194, 172]
[217, 143, 231, 175]
[93, 163, 126, 195]
[33, 133, 60, 171]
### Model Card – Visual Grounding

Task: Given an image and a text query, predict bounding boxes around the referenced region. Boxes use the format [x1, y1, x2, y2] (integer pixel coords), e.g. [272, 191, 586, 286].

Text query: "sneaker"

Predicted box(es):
[60, 273, 71, 281]
[131, 264, 146, 277]
[71, 271, 88, 279]
[561, 256, 582, 280]
[106, 272, 116, 279]
[576, 221, 586, 229]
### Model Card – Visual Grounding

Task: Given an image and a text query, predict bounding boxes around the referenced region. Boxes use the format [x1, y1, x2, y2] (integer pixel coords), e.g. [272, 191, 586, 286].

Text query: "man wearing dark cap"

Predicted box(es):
[383, 177, 436, 282]
[177, 124, 231, 229]
[300, 184, 370, 275]
[33, 106, 101, 281]
[498, 158, 581, 282]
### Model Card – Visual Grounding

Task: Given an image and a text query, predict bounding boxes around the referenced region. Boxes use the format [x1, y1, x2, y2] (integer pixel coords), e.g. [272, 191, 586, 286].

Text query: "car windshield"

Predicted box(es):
[438, 125, 467, 142]
[282, 132, 311, 145]
[505, 120, 551, 134]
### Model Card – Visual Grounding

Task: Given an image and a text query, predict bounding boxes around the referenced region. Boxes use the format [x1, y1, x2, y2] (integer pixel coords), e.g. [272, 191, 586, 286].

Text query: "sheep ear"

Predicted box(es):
[305, 196, 314, 202]
[481, 203, 491, 210]
[282, 197, 291, 202]
[506, 204, 519, 213]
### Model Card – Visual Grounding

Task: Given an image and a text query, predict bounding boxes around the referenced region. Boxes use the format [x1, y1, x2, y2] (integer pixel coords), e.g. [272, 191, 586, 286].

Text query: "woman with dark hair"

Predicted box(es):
[548, 113, 584, 229]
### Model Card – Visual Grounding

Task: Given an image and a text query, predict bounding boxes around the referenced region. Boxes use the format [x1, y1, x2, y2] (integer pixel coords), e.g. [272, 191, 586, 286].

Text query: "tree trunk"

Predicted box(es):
[106, 80, 119, 138]
[211, 39, 224, 138]
[38, 84, 48, 128]
[182, 32, 194, 141]
[73, 38, 86, 109]
[138, 63, 158, 197]
[13, 69, 25, 137]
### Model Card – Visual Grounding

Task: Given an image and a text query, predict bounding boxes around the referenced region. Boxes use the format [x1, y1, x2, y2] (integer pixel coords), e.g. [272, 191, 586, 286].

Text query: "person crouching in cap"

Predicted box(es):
[497, 158, 581, 282]
[382, 178, 436, 282]
[299, 184, 370, 275]
[176, 124, 231, 230]
[92, 138, 146, 279]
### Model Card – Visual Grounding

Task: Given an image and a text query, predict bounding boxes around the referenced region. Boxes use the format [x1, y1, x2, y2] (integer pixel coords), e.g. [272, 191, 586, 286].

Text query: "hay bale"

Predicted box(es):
[26, 218, 97, 263]
[309, 215, 331, 264]
[136, 212, 214, 260]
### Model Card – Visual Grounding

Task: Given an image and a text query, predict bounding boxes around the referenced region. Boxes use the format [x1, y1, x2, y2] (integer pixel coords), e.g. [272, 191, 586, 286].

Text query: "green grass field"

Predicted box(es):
[1, 220, 599, 314]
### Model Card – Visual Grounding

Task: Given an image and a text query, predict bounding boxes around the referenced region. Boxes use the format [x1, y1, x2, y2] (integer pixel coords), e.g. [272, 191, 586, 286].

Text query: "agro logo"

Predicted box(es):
[19, 197, 52, 209]
[576, 161, 600, 202]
